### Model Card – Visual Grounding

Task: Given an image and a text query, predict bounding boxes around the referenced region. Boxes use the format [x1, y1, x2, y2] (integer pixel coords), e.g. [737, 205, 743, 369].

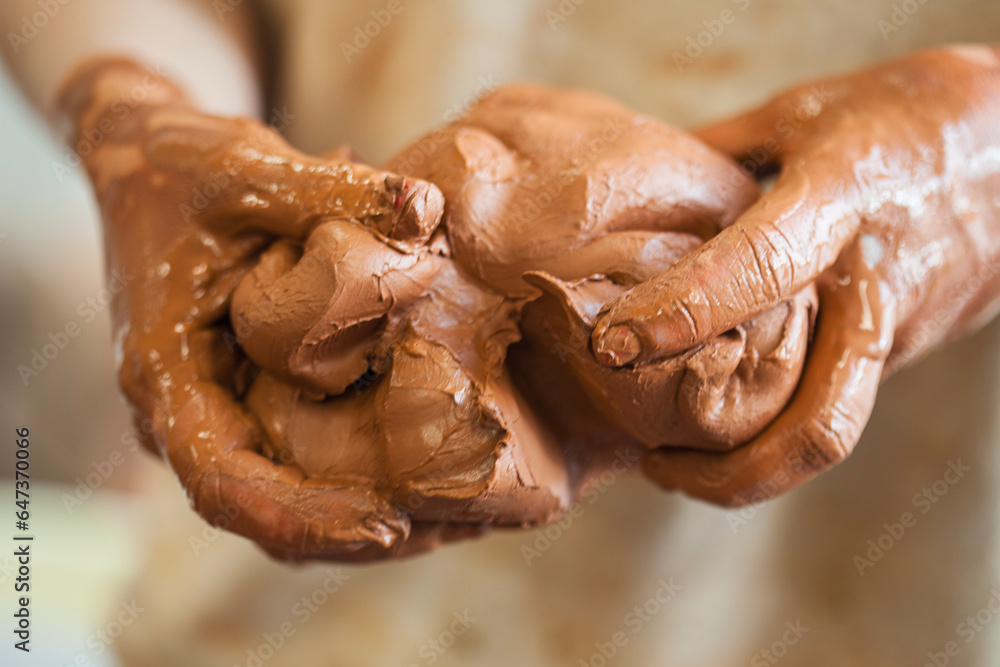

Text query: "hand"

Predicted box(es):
[60, 57, 457, 559]
[591, 46, 1000, 506]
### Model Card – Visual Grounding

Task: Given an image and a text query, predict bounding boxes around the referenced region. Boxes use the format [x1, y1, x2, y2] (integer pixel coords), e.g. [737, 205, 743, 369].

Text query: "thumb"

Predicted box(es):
[148, 116, 445, 249]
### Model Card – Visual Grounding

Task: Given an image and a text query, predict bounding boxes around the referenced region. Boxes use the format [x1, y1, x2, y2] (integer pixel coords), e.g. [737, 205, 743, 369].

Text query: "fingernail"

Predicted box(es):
[593, 325, 641, 367]
[383, 174, 405, 196]
[386, 180, 444, 248]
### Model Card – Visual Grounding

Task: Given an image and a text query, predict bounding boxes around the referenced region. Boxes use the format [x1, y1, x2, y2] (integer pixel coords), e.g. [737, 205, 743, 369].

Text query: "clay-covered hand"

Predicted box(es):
[59, 57, 458, 559]
[592, 45, 1000, 506]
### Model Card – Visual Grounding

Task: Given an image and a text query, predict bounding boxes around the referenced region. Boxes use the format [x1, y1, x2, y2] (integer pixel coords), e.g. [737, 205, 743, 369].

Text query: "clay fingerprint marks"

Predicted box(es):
[675, 289, 817, 449]
[522, 266, 816, 450]
[521, 271, 690, 445]
[380, 84, 802, 451]
[382, 336, 569, 526]
[226, 139, 447, 397]
[243, 323, 568, 528]
[393, 287, 570, 526]
[402, 85, 760, 297]
[231, 220, 441, 396]
[374, 272, 570, 526]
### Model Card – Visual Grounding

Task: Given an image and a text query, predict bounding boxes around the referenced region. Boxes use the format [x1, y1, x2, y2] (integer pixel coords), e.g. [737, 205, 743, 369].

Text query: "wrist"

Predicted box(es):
[56, 56, 192, 150]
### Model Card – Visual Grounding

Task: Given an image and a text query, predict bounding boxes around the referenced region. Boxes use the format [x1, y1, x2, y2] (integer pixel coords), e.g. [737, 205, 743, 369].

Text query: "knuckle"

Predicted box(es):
[734, 224, 795, 305]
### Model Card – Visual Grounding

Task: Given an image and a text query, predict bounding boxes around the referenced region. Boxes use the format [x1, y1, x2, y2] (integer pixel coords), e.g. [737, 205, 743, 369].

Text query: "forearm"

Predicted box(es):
[0, 0, 263, 125]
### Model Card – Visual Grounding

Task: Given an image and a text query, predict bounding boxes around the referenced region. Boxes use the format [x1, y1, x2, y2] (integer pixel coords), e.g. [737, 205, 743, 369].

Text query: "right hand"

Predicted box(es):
[591, 46, 1000, 505]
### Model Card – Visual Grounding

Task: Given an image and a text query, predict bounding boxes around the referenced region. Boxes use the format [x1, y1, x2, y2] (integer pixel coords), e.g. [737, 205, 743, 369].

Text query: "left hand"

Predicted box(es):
[60, 57, 458, 560]
[591, 46, 1000, 506]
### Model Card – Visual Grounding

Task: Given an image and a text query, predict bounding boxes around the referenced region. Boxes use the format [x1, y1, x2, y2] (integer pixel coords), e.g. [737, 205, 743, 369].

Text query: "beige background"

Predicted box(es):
[2, 0, 1000, 665]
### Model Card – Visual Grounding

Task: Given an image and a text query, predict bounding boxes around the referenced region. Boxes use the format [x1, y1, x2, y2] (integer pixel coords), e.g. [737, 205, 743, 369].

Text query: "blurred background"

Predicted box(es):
[0, 64, 147, 666]
[3, 1, 1000, 665]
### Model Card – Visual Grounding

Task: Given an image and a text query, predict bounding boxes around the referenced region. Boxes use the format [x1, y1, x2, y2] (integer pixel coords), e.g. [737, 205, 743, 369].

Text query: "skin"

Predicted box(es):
[58, 57, 465, 560]
[592, 46, 1000, 506]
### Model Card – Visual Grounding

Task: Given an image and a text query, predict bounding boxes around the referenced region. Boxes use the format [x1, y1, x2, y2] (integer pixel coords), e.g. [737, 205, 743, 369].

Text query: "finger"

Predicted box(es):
[146, 117, 444, 248]
[643, 245, 895, 506]
[220, 155, 443, 249]
[166, 380, 411, 557]
[591, 162, 859, 366]
[263, 522, 489, 563]
[536, 231, 703, 286]
[586, 121, 760, 237]
[694, 97, 793, 166]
